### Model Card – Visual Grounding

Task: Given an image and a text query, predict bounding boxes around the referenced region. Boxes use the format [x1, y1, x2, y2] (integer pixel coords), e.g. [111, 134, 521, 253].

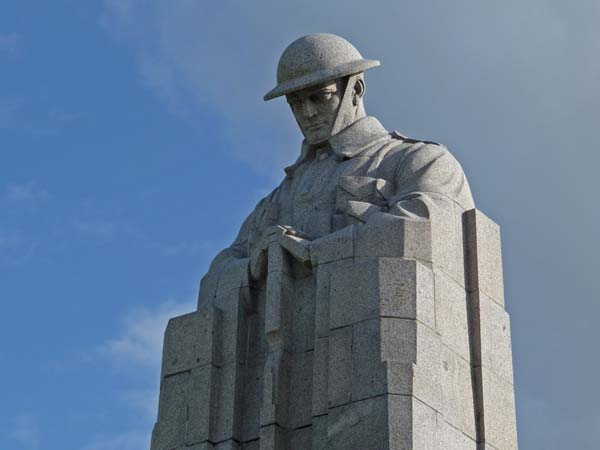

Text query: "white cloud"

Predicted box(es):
[5, 181, 48, 204]
[99, 299, 195, 367]
[0, 231, 35, 266]
[70, 201, 139, 243]
[12, 413, 40, 449]
[101, 0, 301, 176]
[90, 300, 195, 449]
[0, 96, 85, 133]
[0, 33, 21, 55]
[121, 387, 159, 421]
[72, 217, 130, 242]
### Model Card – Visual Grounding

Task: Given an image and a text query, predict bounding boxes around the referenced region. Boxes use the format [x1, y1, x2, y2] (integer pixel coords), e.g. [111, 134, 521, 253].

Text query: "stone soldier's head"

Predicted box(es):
[264, 33, 380, 146]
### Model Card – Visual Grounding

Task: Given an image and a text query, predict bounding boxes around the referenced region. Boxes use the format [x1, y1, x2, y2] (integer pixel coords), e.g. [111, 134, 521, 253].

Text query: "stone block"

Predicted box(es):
[430, 197, 460, 281]
[330, 257, 435, 332]
[351, 318, 387, 401]
[287, 425, 313, 450]
[483, 444, 500, 450]
[311, 414, 328, 450]
[153, 372, 189, 450]
[384, 319, 442, 411]
[327, 326, 352, 408]
[387, 363, 443, 416]
[213, 363, 243, 443]
[287, 350, 314, 429]
[379, 258, 435, 329]
[454, 202, 467, 286]
[440, 347, 476, 440]
[215, 440, 240, 450]
[434, 269, 471, 362]
[480, 292, 514, 384]
[161, 306, 222, 378]
[481, 367, 518, 450]
[464, 209, 505, 307]
[243, 311, 267, 373]
[223, 257, 252, 289]
[184, 443, 214, 450]
[354, 215, 432, 262]
[312, 337, 328, 416]
[329, 258, 379, 329]
[187, 365, 218, 445]
[243, 440, 260, 450]
[327, 396, 389, 450]
[310, 224, 354, 265]
[213, 289, 248, 365]
[385, 361, 414, 396]
[351, 317, 441, 410]
[437, 415, 477, 450]
[380, 317, 417, 363]
[241, 362, 263, 442]
[389, 396, 438, 450]
[259, 424, 285, 450]
[198, 271, 219, 307]
[265, 271, 293, 339]
[314, 263, 333, 338]
[288, 276, 316, 353]
[260, 350, 290, 428]
[267, 241, 293, 275]
[412, 323, 442, 411]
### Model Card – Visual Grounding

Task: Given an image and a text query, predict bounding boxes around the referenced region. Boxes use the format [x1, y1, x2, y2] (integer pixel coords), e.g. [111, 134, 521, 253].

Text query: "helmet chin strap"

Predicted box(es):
[329, 73, 361, 139]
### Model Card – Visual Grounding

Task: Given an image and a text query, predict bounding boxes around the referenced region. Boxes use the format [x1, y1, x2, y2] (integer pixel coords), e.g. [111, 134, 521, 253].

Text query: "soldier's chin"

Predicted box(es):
[305, 129, 331, 146]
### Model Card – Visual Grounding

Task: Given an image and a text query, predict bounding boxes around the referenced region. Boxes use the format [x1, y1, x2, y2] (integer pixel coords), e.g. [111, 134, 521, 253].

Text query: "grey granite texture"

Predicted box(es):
[464, 209, 505, 306]
[264, 33, 379, 101]
[151, 33, 518, 450]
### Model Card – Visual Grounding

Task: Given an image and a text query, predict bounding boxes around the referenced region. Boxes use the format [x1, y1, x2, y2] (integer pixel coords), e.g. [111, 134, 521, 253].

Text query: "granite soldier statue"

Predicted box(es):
[151, 34, 518, 450]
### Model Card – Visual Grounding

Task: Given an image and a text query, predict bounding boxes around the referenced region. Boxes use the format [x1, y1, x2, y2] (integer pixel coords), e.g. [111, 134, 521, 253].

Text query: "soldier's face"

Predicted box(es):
[286, 80, 342, 145]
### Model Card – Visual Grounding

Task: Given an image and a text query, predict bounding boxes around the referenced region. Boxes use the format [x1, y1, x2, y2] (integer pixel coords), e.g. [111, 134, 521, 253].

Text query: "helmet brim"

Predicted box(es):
[263, 59, 380, 101]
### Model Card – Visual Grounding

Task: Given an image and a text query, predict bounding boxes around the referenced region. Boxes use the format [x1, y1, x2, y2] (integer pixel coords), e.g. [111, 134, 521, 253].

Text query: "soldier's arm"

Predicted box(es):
[385, 142, 474, 219]
[337, 142, 474, 225]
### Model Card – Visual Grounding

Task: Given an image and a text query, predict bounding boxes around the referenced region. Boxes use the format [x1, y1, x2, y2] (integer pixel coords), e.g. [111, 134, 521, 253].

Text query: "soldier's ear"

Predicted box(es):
[353, 78, 365, 105]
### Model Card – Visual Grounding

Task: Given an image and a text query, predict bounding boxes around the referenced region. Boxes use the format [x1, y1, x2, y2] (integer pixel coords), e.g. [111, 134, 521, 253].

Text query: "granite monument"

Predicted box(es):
[150, 33, 518, 450]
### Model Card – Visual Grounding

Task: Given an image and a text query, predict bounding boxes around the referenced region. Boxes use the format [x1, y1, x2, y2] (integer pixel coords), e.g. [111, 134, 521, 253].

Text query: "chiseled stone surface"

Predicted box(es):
[327, 326, 352, 408]
[379, 258, 435, 329]
[327, 396, 389, 450]
[328, 258, 380, 329]
[151, 33, 518, 450]
[440, 346, 477, 440]
[437, 415, 477, 450]
[464, 209, 505, 306]
[481, 366, 519, 450]
[161, 306, 221, 378]
[353, 216, 432, 261]
[479, 291, 515, 384]
[434, 269, 471, 362]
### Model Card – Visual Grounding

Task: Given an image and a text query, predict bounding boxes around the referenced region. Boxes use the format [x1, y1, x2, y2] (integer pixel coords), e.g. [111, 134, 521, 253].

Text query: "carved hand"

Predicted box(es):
[249, 225, 311, 280]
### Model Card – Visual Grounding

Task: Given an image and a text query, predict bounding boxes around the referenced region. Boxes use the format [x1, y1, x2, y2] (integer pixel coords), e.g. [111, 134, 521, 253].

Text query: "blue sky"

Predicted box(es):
[1, 1, 599, 449]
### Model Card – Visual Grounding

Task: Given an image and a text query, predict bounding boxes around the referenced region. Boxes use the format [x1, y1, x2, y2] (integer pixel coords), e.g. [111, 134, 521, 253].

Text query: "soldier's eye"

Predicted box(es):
[313, 92, 332, 102]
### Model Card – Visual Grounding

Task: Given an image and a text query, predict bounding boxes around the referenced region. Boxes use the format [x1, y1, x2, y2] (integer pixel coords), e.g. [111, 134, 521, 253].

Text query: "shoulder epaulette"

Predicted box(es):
[391, 130, 441, 146]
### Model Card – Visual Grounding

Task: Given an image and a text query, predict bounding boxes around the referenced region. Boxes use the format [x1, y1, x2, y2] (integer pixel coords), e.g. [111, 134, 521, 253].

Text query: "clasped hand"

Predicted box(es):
[249, 225, 311, 280]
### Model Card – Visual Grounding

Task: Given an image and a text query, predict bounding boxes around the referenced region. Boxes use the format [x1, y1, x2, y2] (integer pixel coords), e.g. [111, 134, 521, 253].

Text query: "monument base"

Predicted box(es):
[151, 210, 517, 450]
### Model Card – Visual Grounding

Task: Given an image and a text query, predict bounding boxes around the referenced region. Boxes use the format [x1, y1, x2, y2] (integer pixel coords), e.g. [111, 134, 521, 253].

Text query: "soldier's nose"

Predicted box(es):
[301, 100, 318, 118]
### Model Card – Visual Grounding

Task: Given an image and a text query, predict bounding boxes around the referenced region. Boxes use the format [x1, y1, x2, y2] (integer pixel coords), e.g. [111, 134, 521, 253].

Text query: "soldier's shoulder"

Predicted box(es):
[386, 130, 449, 161]
[390, 130, 443, 148]
[387, 131, 466, 173]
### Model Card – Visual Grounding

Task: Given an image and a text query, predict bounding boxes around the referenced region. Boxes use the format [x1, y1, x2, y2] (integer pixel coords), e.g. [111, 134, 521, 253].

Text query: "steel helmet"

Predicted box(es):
[264, 33, 380, 101]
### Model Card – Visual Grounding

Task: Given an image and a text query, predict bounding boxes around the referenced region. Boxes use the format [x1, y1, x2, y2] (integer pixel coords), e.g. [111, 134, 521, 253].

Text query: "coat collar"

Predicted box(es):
[285, 116, 389, 177]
